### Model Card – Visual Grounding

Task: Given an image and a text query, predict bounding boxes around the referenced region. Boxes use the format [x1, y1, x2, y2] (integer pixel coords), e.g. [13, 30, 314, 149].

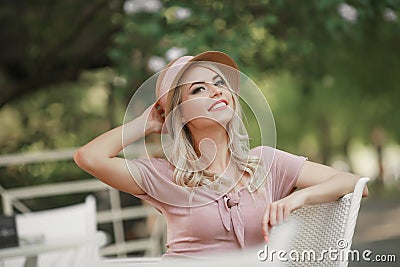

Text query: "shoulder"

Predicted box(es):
[130, 157, 174, 182]
[249, 145, 274, 155]
[250, 146, 306, 158]
[250, 146, 307, 166]
[249, 145, 274, 162]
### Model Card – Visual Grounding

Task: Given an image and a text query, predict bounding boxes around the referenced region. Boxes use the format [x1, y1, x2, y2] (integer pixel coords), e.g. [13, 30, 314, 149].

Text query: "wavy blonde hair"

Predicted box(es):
[165, 62, 267, 195]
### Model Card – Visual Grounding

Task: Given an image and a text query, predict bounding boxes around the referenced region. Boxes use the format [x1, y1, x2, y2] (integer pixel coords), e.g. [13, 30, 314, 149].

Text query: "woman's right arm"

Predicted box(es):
[73, 104, 165, 195]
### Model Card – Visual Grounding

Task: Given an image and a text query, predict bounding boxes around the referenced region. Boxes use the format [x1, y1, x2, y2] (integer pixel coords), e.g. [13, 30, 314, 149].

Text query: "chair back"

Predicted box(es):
[269, 177, 369, 267]
[2, 195, 99, 267]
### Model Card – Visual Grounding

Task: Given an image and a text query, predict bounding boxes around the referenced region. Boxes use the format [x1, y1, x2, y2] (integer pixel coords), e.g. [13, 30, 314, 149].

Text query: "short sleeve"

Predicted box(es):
[129, 157, 174, 212]
[268, 148, 307, 201]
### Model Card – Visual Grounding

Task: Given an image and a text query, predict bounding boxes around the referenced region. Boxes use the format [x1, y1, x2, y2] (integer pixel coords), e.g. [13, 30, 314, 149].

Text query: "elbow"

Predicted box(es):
[362, 185, 369, 198]
[352, 174, 369, 198]
[74, 146, 96, 171]
[349, 174, 369, 198]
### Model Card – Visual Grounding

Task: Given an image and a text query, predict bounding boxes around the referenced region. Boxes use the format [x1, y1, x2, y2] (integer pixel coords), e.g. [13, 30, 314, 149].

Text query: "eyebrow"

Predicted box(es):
[188, 75, 220, 90]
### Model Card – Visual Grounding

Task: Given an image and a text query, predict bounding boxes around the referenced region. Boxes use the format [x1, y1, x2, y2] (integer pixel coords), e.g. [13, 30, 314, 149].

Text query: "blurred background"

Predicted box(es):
[0, 0, 399, 265]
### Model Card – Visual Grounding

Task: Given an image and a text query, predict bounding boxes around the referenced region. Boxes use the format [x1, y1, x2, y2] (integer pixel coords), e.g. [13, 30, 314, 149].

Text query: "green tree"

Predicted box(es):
[1, 0, 399, 189]
[0, 0, 123, 108]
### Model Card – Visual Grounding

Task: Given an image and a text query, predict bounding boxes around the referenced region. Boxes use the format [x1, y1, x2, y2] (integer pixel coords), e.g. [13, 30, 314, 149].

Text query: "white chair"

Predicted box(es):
[268, 177, 370, 267]
[1, 195, 106, 267]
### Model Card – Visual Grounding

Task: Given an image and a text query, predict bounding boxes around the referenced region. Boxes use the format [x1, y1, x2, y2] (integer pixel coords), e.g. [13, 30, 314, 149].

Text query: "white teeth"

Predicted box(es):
[211, 102, 227, 110]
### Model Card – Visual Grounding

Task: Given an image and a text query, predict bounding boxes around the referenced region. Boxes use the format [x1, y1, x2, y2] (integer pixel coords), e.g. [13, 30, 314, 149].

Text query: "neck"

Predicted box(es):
[189, 125, 231, 172]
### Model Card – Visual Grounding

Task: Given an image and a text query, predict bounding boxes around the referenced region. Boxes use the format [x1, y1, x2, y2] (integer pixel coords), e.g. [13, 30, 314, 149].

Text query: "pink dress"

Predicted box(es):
[131, 146, 307, 259]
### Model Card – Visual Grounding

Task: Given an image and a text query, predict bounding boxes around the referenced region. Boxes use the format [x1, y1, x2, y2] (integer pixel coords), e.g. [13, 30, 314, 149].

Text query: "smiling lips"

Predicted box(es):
[209, 100, 228, 111]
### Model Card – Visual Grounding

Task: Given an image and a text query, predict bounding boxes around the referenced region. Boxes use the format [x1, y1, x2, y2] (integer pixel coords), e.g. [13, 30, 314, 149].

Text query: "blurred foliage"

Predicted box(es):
[0, 0, 123, 108]
[110, 0, 400, 164]
[0, 0, 400, 191]
[0, 69, 114, 188]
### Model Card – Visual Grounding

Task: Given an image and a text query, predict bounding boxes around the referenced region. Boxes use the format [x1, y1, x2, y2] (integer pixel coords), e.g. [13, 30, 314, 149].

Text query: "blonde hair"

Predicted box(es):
[165, 62, 267, 196]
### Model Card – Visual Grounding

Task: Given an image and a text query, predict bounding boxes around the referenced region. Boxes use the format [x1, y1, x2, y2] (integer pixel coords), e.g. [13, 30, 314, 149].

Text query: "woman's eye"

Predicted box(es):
[214, 80, 225, 87]
[191, 86, 206, 94]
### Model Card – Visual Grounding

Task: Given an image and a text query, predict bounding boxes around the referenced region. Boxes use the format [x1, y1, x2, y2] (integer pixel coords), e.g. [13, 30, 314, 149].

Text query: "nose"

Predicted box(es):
[208, 83, 222, 98]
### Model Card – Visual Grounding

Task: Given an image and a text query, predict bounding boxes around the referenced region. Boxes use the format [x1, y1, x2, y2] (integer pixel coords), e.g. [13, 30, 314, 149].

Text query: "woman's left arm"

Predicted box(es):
[295, 161, 369, 204]
[262, 161, 369, 241]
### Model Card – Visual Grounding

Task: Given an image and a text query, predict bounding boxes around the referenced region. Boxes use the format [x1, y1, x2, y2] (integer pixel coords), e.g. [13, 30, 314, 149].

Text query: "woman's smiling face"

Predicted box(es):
[177, 65, 235, 130]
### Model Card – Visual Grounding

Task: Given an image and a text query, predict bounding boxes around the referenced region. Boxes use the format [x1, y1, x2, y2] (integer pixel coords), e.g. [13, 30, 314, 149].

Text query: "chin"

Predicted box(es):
[191, 115, 233, 130]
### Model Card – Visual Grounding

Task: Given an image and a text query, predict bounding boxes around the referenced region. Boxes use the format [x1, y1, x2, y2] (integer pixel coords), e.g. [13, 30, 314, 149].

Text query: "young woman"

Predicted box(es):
[74, 51, 368, 259]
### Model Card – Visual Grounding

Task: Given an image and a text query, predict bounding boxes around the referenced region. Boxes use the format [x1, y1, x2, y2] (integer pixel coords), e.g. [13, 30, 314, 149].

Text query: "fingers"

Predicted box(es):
[143, 103, 167, 134]
[262, 200, 292, 242]
[277, 203, 284, 225]
[269, 202, 277, 226]
[283, 204, 291, 222]
[152, 104, 166, 126]
[261, 204, 270, 241]
[270, 202, 287, 226]
[261, 192, 308, 243]
[155, 104, 165, 117]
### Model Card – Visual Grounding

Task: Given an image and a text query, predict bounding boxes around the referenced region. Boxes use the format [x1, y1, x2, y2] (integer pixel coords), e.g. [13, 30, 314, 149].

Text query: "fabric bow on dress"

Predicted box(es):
[217, 193, 245, 247]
